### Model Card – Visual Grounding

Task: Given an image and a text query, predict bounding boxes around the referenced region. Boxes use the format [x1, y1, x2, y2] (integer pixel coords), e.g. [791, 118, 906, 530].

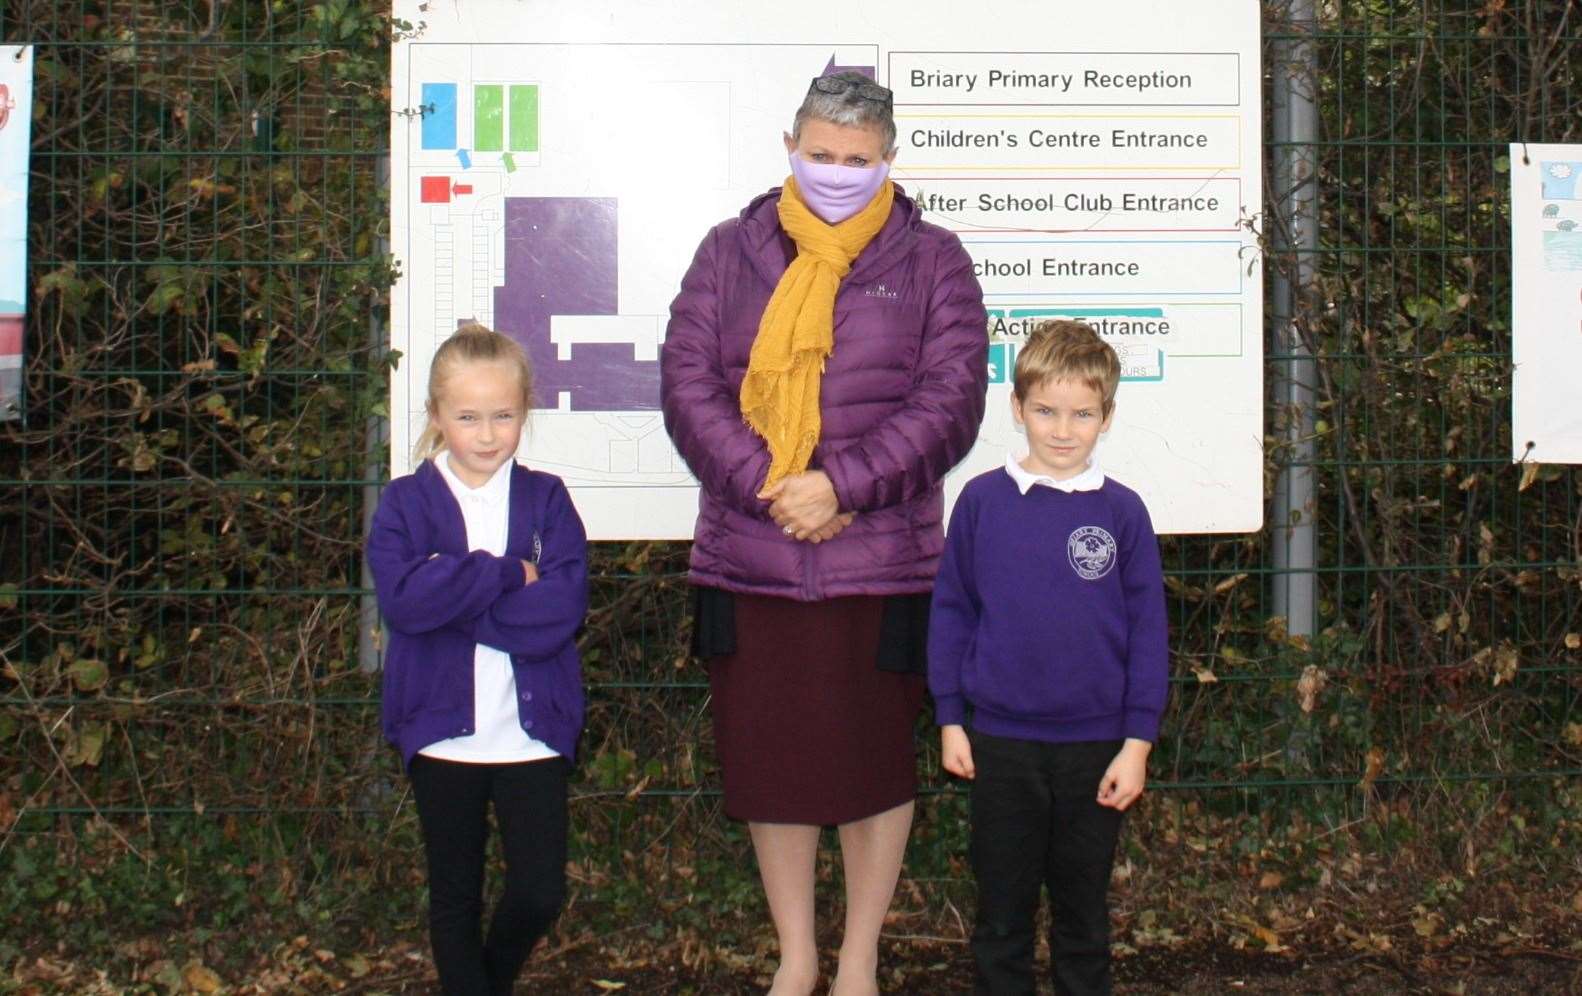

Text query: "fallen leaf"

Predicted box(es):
[1360, 747, 1386, 791]
[591, 982, 628, 992]
[150, 960, 183, 991]
[1259, 871, 1284, 890]
[1492, 644, 1519, 686]
[1251, 923, 1281, 948]
[1518, 460, 1540, 491]
[1565, 633, 1580, 650]
[1296, 665, 1327, 713]
[1214, 572, 1248, 594]
[183, 960, 222, 993]
[1192, 666, 1218, 684]
[625, 775, 650, 801]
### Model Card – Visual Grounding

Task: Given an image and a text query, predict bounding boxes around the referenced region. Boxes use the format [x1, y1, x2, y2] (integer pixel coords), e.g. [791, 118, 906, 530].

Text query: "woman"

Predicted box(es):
[660, 73, 988, 996]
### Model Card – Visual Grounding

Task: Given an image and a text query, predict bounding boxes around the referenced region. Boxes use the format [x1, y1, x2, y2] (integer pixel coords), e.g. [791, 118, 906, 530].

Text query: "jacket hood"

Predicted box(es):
[736, 182, 923, 287]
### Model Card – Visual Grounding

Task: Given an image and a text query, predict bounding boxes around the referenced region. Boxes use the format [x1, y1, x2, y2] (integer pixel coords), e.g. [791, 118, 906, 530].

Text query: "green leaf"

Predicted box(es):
[37, 266, 93, 317]
[146, 280, 188, 315]
[67, 721, 108, 767]
[69, 658, 109, 692]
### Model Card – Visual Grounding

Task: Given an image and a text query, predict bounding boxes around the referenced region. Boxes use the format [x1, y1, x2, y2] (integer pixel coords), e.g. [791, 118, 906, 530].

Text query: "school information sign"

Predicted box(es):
[0, 46, 31, 421]
[1510, 144, 1582, 464]
[389, 1, 1263, 537]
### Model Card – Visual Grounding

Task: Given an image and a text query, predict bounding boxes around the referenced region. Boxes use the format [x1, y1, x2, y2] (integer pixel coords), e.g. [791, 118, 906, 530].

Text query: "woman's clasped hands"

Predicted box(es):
[759, 469, 854, 544]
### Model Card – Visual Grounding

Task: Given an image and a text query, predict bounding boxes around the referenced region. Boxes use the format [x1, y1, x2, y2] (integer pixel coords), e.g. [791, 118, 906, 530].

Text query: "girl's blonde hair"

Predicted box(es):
[1013, 319, 1121, 417]
[413, 322, 535, 462]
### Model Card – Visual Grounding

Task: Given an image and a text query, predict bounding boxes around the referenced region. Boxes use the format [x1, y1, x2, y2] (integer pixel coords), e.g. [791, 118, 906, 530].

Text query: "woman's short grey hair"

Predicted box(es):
[792, 72, 897, 154]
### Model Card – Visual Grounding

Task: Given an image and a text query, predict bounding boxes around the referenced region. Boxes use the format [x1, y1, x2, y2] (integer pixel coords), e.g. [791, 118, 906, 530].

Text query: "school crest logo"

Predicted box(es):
[1067, 526, 1117, 580]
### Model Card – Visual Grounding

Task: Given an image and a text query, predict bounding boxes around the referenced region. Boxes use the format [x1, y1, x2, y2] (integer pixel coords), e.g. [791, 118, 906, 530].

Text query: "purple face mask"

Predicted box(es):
[787, 153, 891, 224]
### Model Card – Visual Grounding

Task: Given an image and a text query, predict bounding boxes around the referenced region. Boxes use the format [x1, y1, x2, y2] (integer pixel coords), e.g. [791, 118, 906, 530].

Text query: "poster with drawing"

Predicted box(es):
[1510, 143, 1582, 464]
[0, 46, 32, 422]
[390, 2, 1263, 537]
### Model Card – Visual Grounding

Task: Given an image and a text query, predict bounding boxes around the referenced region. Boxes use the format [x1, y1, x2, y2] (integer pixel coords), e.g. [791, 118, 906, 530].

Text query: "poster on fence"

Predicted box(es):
[1510, 143, 1582, 464]
[0, 46, 31, 422]
[389, 1, 1263, 537]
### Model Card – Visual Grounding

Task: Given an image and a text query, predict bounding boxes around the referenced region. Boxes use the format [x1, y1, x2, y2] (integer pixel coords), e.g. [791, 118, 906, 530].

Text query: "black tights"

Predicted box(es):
[408, 755, 568, 996]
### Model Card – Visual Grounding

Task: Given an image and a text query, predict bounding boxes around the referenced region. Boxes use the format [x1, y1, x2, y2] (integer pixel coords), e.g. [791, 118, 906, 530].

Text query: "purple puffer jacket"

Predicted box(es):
[660, 185, 988, 601]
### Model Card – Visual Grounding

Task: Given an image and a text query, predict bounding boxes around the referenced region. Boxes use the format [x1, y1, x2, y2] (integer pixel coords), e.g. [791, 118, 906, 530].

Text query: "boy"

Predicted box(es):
[928, 319, 1169, 996]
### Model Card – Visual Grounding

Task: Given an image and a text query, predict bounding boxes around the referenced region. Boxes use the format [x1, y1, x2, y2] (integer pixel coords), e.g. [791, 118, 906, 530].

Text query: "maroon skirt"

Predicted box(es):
[707, 593, 926, 825]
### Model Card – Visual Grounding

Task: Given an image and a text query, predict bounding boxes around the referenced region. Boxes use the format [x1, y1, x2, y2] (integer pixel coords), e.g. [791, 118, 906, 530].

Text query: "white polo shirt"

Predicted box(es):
[418, 452, 559, 764]
[1003, 448, 1107, 495]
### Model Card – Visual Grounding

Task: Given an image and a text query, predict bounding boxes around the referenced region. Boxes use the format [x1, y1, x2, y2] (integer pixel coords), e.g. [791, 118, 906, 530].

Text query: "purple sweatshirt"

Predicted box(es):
[927, 468, 1169, 744]
[365, 459, 588, 766]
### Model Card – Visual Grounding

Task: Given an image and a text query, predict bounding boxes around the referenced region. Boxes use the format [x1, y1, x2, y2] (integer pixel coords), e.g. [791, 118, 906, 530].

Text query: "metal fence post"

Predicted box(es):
[1270, 0, 1319, 637]
[359, 156, 392, 673]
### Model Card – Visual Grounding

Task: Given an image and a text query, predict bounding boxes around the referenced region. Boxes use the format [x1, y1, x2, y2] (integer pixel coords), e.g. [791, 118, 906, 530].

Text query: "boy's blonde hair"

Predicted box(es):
[413, 322, 535, 462]
[1013, 320, 1120, 417]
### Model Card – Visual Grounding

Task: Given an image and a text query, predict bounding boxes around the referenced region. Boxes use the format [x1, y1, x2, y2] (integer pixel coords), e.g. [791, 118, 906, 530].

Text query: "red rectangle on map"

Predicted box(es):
[0, 316, 23, 356]
[420, 175, 451, 203]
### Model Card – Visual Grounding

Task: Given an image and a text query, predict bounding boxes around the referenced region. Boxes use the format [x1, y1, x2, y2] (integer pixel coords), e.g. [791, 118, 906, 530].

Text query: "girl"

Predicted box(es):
[366, 323, 587, 996]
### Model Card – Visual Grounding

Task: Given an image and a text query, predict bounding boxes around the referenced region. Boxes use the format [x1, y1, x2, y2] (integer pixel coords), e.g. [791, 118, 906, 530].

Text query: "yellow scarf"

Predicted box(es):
[740, 174, 895, 490]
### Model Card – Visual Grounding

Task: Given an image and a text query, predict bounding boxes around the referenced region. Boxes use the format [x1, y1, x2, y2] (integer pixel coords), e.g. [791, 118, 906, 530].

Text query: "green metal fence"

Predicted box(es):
[1, 0, 1579, 929]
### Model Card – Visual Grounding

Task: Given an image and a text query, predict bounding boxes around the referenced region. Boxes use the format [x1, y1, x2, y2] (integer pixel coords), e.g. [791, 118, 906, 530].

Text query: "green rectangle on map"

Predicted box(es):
[474, 85, 504, 152]
[509, 85, 539, 152]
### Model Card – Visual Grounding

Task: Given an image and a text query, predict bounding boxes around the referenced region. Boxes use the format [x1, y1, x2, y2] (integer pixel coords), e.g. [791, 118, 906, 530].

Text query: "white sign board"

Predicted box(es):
[1510, 143, 1582, 464]
[390, 1, 1264, 536]
[0, 46, 32, 421]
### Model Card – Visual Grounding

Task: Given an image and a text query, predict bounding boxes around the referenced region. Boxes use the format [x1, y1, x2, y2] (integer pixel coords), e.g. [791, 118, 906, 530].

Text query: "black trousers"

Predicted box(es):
[408, 754, 569, 996]
[968, 732, 1125, 996]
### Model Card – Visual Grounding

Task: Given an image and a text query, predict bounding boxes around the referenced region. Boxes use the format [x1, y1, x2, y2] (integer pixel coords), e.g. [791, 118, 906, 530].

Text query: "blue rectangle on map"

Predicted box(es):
[421, 83, 458, 149]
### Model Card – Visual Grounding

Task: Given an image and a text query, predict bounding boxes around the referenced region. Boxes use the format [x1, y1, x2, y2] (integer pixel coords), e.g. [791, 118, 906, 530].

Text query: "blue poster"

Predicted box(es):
[0, 46, 32, 421]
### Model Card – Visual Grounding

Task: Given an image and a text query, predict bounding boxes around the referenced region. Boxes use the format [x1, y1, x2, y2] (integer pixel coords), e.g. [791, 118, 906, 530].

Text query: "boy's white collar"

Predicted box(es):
[1003, 448, 1106, 494]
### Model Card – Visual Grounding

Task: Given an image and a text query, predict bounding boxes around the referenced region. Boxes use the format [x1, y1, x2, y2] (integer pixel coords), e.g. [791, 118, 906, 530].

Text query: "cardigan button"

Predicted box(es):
[523, 720, 535, 730]
[521, 691, 533, 703]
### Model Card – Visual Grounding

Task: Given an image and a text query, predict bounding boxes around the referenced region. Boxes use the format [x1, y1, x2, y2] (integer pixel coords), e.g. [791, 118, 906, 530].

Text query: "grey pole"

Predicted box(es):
[1270, 0, 1319, 637]
[359, 156, 392, 673]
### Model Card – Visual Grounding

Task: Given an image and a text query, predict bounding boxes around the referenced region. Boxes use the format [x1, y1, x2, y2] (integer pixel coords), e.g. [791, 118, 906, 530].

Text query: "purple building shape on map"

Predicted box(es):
[823, 56, 876, 80]
[492, 196, 660, 411]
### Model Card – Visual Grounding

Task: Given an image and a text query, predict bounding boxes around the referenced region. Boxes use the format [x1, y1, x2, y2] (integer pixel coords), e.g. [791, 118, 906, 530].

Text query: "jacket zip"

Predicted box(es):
[802, 535, 820, 601]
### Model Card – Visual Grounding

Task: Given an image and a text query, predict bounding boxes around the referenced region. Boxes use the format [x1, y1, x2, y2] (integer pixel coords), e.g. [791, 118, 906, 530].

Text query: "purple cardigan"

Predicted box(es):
[365, 459, 588, 766]
[660, 185, 988, 601]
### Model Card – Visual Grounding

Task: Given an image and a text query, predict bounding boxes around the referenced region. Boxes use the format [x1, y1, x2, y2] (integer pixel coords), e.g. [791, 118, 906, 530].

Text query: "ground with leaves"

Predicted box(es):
[9, 803, 1582, 995]
[9, 901, 1582, 994]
